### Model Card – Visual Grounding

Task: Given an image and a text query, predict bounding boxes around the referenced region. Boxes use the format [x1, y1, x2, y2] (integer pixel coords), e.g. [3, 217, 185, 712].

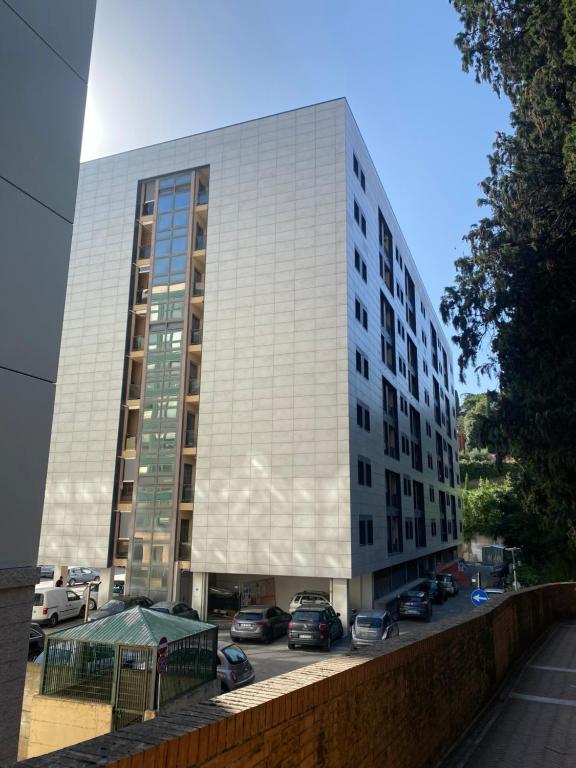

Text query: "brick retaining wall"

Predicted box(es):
[15, 583, 576, 768]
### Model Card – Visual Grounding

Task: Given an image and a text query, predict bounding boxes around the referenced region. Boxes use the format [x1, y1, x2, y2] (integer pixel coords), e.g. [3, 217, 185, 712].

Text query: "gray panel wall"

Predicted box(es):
[40, 100, 351, 577]
[0, 1, 95, 760]
[344, 105, 461, 577]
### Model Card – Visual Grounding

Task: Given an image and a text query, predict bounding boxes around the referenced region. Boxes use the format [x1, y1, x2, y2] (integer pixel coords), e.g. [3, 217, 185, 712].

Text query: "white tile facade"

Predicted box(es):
[40, 98, 460, 582]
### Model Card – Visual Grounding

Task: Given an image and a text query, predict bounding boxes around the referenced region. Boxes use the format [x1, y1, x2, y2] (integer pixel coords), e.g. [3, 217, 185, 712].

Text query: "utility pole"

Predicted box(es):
[506, 547, 521, 591]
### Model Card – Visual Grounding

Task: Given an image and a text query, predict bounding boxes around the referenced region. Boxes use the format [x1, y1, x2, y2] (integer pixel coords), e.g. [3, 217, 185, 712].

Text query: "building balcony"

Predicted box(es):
[128, 383, 141, 401]
[185, 430, 197, 448]
[192, 282, 205, 297]
[190, 328, 202, 345]
[125, 434, 137, 451]
[141, 201, 154, 217]
[132, 335, 145, 352]
[118, 484, 133, 507]
[196, 189, 209, 206]
[188, 378, 200, 396]
[138, 244, 151, 261]
[136, 288, 149, 305]
[181, 484, 194, 503]
[178, 541, 192, 561]
[194, 234, 206, 251]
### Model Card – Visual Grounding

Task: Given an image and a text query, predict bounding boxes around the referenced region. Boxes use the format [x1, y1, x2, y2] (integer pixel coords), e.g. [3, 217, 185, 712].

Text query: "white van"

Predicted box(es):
[32, 587, 85, 627]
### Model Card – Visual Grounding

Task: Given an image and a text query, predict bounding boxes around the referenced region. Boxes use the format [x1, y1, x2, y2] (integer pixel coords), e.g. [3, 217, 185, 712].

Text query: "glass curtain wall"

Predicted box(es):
[129, 174, 192, 600]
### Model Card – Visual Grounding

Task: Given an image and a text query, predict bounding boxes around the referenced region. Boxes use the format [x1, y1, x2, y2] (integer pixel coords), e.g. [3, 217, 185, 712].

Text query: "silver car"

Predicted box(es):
[67, 567, 100, 586]
[217, 643, 255, 692]
[351, 609, 399, 649]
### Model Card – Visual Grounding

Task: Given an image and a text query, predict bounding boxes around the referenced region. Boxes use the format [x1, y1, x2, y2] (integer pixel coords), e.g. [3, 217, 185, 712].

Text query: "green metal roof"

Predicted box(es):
[50, 607, 216, 647]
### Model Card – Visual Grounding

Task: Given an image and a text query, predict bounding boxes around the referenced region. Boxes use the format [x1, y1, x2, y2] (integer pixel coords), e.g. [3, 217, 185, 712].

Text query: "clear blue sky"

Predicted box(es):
[82, 0, 511, 396]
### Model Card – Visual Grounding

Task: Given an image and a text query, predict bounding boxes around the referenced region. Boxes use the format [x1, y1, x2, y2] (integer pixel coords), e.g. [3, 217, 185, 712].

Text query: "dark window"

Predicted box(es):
[361, 215, 366, 236]
[357, 402, 370, 432]
[429, 486, 435, 502]
[354, 200, 360, 223]
[405, 518, 414, 540]
[353, 153, 359, 176]
[359, 519, 366, 546]
[358, 457, 372, 487]
[360, 170, 366, 191]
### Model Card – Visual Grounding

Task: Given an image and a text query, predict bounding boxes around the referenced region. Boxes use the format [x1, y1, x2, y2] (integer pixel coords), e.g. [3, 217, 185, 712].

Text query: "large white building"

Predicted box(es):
[39, 99, 461, 622]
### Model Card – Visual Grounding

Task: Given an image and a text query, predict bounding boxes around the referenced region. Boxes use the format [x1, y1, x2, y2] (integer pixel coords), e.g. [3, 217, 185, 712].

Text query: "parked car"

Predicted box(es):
[32, 587, 86, 627]
[351, 610, 399, 649]
[67, 567, 100, 586]
[87, 595, 153, 622]
[289, 590, 331, 614]
[420, 579, 447, 605]
[150, 601, 200, 620]
[29, 623, 45, 659]
[217, 643, 255, 691]
[436, 573, 460, 597]
[71, 579, 125, 610]
[287, 605, 343, 650]
[230, 606, 291, 643]
[39, 565, 55, 579]
[398, 590, 432, 622]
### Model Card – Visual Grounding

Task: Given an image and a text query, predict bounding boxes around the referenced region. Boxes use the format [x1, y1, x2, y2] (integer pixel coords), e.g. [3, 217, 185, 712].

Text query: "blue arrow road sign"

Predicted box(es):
[471, 588, 489, 607]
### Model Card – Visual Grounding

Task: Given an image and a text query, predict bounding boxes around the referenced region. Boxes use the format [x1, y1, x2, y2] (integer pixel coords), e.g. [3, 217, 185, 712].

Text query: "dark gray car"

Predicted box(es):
[87, 595, 153, 622]
[150, 601, 200, 620]
[399, 590, 432, 621]
[287, 605, 343, 650]
[230, 606, 291, 643]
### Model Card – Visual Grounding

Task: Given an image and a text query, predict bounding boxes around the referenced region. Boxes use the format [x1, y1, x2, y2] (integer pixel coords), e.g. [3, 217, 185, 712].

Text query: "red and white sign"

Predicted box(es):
[157, 655, 168, 673]
[158, 636, 168, 656]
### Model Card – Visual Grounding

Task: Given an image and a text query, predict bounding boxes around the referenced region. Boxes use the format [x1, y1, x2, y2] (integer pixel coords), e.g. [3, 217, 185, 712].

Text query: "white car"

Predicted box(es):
[32, 587, 86, 627]
[289, 591, 331, 614]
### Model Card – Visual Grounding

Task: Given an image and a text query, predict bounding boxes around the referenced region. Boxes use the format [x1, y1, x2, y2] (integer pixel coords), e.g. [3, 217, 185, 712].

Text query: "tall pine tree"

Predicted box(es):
[442, 1, 576, 571]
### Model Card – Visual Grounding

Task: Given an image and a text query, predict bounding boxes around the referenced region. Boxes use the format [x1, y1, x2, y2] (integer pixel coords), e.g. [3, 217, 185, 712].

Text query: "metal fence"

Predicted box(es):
[41, 629, 218, 723]
[41, 639, 117, 703]
[159, 626, 218, 707]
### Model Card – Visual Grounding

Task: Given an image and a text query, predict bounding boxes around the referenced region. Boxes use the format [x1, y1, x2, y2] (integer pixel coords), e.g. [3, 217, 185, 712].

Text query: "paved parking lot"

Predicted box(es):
[42, 579, 483, 684]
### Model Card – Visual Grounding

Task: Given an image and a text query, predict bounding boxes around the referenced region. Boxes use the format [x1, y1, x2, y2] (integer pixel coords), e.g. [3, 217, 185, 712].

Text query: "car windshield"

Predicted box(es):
[33, 593, 44, 606]
[293, 610, 323, 622]
[222, 645, 247, 664]
[402, 592, 425, 602]
[356, 616, 383, 629]
[99, 600, 126, 613]
[236, 612, 263, 621]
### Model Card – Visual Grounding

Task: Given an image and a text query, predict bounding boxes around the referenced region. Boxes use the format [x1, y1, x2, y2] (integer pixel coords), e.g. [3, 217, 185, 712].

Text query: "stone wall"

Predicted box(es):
[15, 584, 576, 768]
[17, 663, 41, 760]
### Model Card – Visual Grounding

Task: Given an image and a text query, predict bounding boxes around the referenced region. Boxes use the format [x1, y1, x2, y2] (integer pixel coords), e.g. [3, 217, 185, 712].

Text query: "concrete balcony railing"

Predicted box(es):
[190, 328, 202, 345]
[19, 584, 576, 768]
[181, 484, 194, 503]
[125, 435, 137, 451]
[184, 431, 197, 448]
[192, 282, 205, 297]
[188, 378, 200, 396]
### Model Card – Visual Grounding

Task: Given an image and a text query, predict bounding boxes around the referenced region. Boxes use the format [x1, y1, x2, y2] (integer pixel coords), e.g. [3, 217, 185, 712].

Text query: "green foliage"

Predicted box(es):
[460, 458, 517, 482]
[461, 476, 520, 541]
[444, 1, 576, 578]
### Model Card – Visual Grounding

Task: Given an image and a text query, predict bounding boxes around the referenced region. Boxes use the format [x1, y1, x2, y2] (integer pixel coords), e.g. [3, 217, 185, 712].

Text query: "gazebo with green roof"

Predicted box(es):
[40, 607, 217, 729]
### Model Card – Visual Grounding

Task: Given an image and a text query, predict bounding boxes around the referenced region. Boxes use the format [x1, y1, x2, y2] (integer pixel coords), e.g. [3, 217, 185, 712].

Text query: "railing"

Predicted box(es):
[196, 190, 209, 205]
[141, 201, 154, 216]
[190, 328, 202, 345]
[193, 282, 205, 296]
[125, 435, 137, 451]
[138, 244, 151, 260]
[181, 484, 194, 503]
[132, 335, 145, 351]
[178, 542, 192, 560]
[128, 383, 141, 399]
[194, 234, 206, 250]
[136, 289, 149, 304]
[185, 430, 197, 448]
[188, 378, 200, 395]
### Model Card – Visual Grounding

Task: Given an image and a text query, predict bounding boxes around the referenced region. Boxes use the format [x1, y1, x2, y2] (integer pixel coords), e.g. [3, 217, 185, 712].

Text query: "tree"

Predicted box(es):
[442, 1, 576, 572]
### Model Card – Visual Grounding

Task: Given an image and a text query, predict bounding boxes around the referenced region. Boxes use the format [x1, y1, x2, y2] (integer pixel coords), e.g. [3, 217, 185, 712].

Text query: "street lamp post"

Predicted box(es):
[506, 547, 521, 591]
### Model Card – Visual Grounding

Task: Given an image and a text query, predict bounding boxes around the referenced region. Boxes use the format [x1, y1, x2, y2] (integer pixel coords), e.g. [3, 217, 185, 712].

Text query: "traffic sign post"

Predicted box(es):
[157, 655, 168, 673]
[470, 588, 489, 607]
[158, 636, 168, 656]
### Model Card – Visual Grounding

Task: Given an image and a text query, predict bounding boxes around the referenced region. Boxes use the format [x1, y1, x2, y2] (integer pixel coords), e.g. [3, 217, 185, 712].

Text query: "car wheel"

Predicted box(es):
[68, 578, 76, 586]
[48, 613, 58, 627]
[89, 598, 97, 611]
[288, 642, 295, 650]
